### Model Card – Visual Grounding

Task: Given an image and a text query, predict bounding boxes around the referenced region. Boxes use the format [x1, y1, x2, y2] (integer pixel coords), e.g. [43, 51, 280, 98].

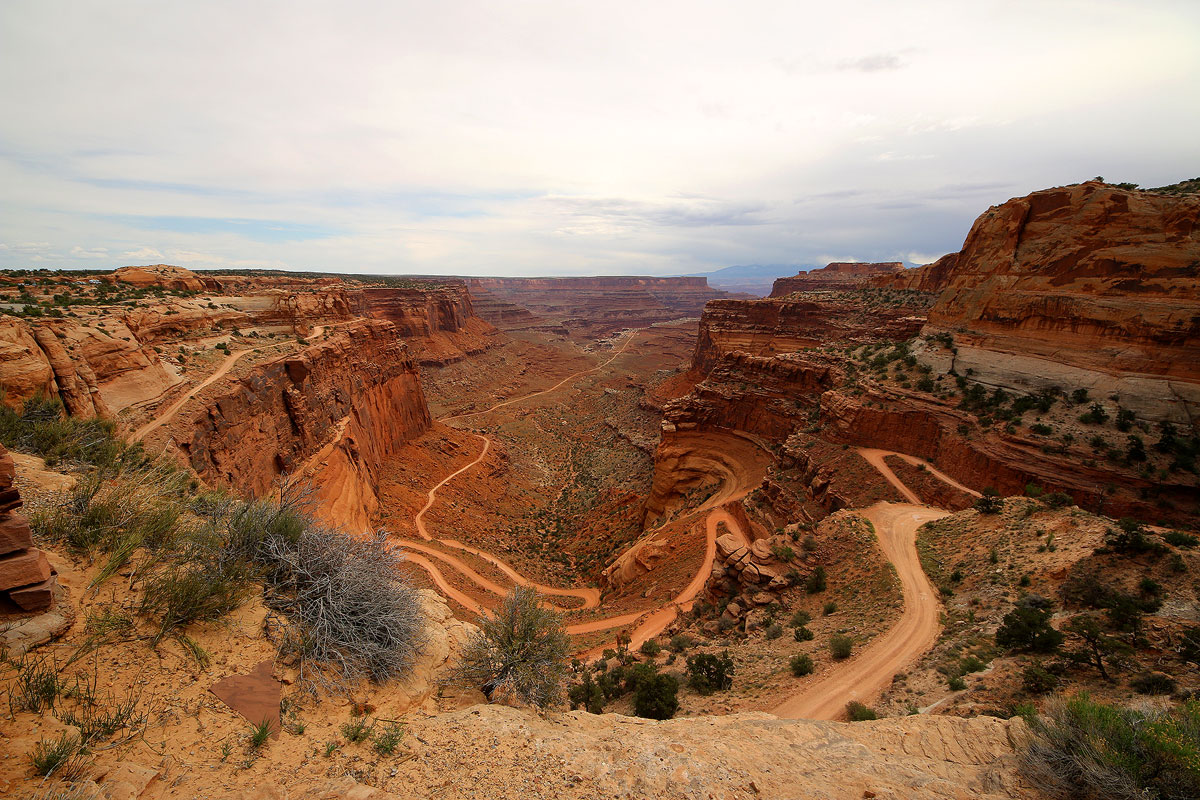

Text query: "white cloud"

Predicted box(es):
[120, 247, 164, 262]
[1, 1, 1198, 275]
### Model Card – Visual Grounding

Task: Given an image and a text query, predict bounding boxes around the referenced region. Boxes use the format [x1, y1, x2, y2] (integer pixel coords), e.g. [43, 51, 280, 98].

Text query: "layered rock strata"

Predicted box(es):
[770, 261, 906, 296]
[467, 276, 728, 335]
[179, 320, 431, 531]
[694, 293, 929, 373]
[0, 444, 54, 612]
[881, 182, 1200, 423]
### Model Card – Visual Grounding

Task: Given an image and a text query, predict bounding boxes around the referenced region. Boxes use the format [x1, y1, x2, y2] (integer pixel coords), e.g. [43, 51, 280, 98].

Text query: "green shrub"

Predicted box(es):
[8, 654, 63, 713]
[1130, 672, 1177, 696]
[1079, 403, 1109, 425]
[805, 566, 827, 594]
[846, 701, 878, 721]
[789, 609, 812, 628]
[623, 662, 659, 695]
[686, 651, 735, 695]
[633, 672, 679, 720]
[948, 675, 967, 690]
[974, 488, 1003, 514]
[996, 602, 1064, 653]
[765, 623, 783, 640]
[639, 639, 661, 657]
[668, 634, 694, 653]
[372, 722, 404, 755]
[823, 601, 837, 615]
[1022, 663, 1060, 694]
[1165, 531, 1199, 548]
[29, 732, 88, 778]
[0, 393, 124, 468]
[140, 551, 254, 645]
[456, 586, 569, 707]
[960, 655, 987, 673]
[249, 718, 273, 749]
[830, 634, 853, 660]
[568, 670, 605, 713]
[1020, 694, 1200, 800]
[340, 716, 373, 743]
[789, 654, 814, 676]
[794, 625, 814, 642]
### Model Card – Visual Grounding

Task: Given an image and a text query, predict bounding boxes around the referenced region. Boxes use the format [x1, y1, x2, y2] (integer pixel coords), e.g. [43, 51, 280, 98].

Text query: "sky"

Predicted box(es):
[1, 1, 1198, 277]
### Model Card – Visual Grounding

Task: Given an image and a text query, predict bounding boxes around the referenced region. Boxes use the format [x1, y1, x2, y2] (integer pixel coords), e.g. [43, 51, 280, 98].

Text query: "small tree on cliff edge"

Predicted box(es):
[455, 586, 569, 707]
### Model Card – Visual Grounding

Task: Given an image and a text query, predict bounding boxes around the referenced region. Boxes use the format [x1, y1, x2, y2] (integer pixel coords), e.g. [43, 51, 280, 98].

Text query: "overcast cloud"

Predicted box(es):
[1, 0, 1198, 276]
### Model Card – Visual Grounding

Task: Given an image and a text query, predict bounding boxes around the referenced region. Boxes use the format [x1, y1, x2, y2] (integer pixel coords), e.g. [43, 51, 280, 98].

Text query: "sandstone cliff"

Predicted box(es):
[179, 320, 431, 531]
[914, 182, 1199, 423]
[694, 293, 928, 373]
[358, 283, 498, 364]
[770, 261, 906, 296]
[868, 252, 959, 293]
[0, 317, 177, 417]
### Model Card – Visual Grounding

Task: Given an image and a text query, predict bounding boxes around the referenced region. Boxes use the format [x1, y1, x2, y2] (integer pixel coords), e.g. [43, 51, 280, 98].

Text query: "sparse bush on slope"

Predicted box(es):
[20, 402, 427, 688]
[455, 585, 569, 707]
[1020, 694, 1200, 800]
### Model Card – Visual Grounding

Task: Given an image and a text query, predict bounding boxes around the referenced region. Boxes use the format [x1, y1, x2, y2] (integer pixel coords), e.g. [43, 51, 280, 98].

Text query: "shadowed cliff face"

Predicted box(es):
[180, 320, 431, 530]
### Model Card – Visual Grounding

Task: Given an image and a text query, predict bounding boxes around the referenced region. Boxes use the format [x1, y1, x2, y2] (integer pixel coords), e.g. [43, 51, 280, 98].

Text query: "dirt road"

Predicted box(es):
[398, 328, 759, 652]
[131, 347, 264, 442]
[772, 501, 948, 720]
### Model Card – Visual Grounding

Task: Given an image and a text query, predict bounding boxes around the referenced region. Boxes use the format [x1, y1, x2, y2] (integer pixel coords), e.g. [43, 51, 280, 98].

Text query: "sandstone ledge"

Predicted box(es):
[367, 704, 1038, 800]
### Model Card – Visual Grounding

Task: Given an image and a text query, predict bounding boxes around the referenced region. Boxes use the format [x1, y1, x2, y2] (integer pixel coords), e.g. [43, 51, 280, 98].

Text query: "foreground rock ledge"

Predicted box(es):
[293, 705, 1036, 800]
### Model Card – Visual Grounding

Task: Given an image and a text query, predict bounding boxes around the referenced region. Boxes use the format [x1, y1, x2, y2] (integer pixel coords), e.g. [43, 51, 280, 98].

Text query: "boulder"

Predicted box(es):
[0, 548, 51, 590]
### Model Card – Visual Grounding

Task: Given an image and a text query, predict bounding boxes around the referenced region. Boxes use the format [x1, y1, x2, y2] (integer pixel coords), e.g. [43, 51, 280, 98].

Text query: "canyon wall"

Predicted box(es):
[887, 183, 1200, 423]
[179, 320, 431, 531]
[693, 294, 928, 373]
[467, 276, 728, 335]
[770, 262, 906, 296]
[0, 275, 498, 414]
[358, 283, 498, 364]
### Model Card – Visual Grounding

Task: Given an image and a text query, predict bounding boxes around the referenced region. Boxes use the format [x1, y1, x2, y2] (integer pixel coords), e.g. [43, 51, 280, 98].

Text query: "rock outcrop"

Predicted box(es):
[381, 704, 1037, 800]
[694, 293, 929, 373]
[910, 182, 1199, 423]
[0, 317, 175, 415]
[180, 320, 431, 531]
[0, 444, 55, 612]
[359, 283, 498, 364]
[113, 264, 215, 291]
[868, 252, 959, 293]
[770, 261, 906, 296]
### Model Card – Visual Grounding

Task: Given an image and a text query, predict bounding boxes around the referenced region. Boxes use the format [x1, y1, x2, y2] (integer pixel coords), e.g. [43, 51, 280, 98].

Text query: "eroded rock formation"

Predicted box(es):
[770, 261, 906, 296]
[0, 444, 55, 612]
[883, 182, 1200, 423]
[180, 320, 431, 531]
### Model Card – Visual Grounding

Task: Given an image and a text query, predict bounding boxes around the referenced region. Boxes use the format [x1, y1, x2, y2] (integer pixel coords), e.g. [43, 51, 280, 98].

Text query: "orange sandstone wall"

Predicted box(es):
[179, 320, 431, 530]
